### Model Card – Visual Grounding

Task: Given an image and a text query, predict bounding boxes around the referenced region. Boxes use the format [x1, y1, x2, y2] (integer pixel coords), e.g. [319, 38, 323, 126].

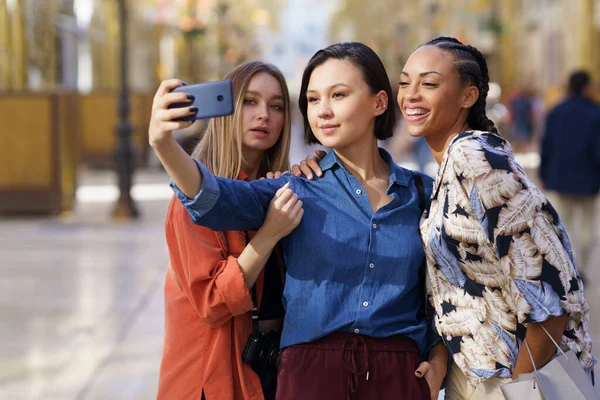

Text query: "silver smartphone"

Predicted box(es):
[169, 79, 234, 121]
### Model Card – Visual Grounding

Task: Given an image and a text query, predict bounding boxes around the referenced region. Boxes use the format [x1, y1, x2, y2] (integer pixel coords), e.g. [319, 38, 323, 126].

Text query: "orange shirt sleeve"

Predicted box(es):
[165, 197, 254, 327]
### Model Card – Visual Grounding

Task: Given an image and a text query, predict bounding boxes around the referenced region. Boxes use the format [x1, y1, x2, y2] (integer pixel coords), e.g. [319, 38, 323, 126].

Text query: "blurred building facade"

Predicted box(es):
[329, 0, 600, 106]
[2, 0, 598, 99]
[0, 0, 599, 215]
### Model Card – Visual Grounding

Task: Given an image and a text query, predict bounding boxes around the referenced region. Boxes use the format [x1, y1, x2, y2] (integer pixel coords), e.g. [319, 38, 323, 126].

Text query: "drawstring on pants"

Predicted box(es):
[341, 335, 370, 400]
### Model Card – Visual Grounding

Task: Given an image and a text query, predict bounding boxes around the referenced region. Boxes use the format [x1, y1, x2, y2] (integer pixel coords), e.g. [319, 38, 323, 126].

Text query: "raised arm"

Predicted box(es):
[149, 79, 204, 198]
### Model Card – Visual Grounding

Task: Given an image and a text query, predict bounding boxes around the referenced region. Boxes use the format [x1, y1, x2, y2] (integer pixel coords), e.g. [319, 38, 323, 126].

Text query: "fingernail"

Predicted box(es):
[181, 81, 187, 86]
[190, 107, 198, 112]
[187, 95, 195, 101]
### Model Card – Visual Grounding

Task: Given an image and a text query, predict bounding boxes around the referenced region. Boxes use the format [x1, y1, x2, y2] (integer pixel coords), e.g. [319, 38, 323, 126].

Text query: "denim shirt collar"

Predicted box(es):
[320, 148, 410, 190]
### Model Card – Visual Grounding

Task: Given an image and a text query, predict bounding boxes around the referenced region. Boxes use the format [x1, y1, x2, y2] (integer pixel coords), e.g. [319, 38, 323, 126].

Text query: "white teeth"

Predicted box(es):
[406, 109, 428, 116]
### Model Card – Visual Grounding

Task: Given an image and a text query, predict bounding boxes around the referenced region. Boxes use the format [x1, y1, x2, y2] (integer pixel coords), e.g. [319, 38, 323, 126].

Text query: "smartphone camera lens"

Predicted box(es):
[217, 95, 224, 101]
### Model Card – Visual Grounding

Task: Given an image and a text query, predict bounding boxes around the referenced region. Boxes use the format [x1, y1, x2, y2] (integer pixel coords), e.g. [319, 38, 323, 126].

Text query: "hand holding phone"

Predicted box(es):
[169, 80, 234, 121]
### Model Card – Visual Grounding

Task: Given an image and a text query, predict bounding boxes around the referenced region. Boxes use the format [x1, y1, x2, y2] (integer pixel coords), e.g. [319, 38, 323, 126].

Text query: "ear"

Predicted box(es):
[461, 85, 479, 109]
[374, 90, 389, 116]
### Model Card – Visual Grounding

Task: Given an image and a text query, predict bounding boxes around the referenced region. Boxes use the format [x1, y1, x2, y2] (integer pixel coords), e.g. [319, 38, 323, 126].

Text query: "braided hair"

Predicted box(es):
[424, 37, 498, 134]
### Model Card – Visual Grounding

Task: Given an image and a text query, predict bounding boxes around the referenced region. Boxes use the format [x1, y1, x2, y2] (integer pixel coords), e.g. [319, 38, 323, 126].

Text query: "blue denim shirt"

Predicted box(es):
[171, 149, 434, 353]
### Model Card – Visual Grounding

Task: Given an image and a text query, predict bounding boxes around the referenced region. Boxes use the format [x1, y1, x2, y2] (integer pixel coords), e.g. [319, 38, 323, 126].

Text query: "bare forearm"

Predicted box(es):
[512, 313, 568, 378]
[237, 230, 279, 288]
[429, 341, 449, 368]
[152, 135, 202, 198]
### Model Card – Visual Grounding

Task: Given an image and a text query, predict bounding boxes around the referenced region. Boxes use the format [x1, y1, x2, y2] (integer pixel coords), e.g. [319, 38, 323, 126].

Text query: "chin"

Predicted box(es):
[405, 126, 426, 138]
[315, 136, 343, 149]
[251, 137, 280, 147]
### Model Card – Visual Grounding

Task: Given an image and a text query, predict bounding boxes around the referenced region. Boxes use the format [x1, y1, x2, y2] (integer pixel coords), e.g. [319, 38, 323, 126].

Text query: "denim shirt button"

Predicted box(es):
[354, 328, 360, 334]
[355, 189, 362, 195]
[363, 301, 369, 307]
[372, 223, 377, 229]
[369, 263, 375, 269]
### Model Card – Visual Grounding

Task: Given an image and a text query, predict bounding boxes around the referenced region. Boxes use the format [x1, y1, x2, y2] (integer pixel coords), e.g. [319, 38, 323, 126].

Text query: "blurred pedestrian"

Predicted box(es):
[152, 61, 300, 400]
[508, 86, 540, 152]
[540, 70, 600, 282]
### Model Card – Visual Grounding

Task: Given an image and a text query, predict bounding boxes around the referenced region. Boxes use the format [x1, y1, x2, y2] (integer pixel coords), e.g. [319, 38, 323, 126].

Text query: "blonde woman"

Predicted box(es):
[154, 61, 302, 400]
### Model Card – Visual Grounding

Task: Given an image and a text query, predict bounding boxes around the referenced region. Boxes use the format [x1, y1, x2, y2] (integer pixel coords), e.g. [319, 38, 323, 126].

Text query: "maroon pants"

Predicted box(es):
[276, 333, 431, 400]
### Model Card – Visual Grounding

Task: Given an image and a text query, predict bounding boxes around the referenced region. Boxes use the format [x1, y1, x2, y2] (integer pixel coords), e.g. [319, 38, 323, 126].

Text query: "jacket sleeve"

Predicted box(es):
[452, 137, 580, 325]
[593, 115, 600, 165]
[166, 197, 254, 327]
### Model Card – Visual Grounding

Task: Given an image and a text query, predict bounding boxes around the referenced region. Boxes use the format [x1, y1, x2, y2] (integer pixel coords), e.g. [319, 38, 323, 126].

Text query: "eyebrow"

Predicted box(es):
[246, 90, 284, 101]
[306, 83, 351, 94]
[400, 71, 443, 77]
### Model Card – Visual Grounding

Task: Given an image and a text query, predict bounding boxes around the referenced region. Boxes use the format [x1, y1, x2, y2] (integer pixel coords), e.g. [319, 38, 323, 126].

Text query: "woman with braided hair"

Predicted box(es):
[294, 37, 595, 399]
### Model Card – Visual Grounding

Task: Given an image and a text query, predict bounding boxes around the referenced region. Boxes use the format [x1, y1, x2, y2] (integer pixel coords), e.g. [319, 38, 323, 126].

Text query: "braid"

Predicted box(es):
[424, 37, 499, 135]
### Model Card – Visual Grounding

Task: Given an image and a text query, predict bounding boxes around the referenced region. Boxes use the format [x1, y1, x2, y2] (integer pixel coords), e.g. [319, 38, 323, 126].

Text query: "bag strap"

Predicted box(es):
[413, 174, 426, 214]
[523, 323, 569, 373]
[539, 323, 568, 358]
[244, 231, 260, 336]
[413, 174, 428, 319]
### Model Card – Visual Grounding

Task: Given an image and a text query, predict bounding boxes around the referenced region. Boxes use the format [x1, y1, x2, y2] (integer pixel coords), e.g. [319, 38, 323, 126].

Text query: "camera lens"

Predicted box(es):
[217, 95, 224, 101]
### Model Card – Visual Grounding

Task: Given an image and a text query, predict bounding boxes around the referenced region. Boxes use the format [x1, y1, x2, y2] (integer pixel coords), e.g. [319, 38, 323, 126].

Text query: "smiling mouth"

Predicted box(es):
[404, 108, 430, 122]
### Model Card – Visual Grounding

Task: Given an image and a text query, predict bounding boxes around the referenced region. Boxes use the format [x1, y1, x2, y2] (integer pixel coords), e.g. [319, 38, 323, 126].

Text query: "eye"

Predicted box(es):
[270, 104, 284, 111]
[398, 81, 409, 87]
[307, 96, 319, 103]
[243, 98, 256, 105]
[422, 82, 439, 87]
[332, 92, 345, 99]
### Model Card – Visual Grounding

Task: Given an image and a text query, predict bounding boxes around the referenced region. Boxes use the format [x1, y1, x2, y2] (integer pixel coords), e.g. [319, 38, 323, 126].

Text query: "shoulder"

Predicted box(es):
[448, 131, 513, 180]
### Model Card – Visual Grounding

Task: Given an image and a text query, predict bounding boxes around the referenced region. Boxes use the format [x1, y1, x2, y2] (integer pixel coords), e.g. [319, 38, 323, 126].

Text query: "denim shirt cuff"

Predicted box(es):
[169, 159, 220, 215]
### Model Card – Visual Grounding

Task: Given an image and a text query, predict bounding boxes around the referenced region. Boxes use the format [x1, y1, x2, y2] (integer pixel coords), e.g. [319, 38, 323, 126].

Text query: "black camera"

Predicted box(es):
[242, 331, 282, 370]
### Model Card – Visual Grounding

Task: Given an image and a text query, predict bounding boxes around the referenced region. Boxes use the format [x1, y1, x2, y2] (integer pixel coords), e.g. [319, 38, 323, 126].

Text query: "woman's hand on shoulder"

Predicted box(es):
[258, 182, 304, 242]
[149, 79, 197, 148]
[290, 150, 327, 180]
[262, 171, 288, 180]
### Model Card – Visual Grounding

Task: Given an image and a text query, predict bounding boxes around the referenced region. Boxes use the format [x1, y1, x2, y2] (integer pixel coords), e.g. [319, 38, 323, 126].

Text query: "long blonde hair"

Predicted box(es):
[191, 61, 291, 179]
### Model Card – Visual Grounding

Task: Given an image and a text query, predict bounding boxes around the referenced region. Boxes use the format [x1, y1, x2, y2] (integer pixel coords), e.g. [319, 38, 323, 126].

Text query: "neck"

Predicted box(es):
[334, 137, 388, 182]
[241, 147, 264, 181]
[426, 121, 471, 165]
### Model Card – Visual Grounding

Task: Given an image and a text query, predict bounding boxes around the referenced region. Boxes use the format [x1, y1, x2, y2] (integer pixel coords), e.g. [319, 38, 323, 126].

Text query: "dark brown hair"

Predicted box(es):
[298, 42, 396, 144]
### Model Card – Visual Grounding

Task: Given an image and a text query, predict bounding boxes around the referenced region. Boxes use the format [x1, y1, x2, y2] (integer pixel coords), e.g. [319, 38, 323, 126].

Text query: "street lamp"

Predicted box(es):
[111, 0, 138, 220]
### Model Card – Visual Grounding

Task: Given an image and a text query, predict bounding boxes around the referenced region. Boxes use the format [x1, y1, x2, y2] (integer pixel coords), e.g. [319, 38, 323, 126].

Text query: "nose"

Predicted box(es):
[403, 82, 421, 102]
[317, 99, 333, 119]
[257, 102, 269, 121]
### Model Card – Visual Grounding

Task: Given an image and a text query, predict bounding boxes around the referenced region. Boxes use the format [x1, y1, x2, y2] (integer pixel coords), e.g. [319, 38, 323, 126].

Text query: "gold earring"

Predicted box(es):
[464, 104, 468, 108]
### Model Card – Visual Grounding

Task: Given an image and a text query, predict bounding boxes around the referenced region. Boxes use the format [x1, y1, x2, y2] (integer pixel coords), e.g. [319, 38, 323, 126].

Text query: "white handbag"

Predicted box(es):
[501, 324, 597, 400]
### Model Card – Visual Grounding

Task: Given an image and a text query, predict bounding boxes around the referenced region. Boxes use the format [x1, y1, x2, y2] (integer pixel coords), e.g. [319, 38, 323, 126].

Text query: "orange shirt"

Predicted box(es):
[157, 172, 268, 400]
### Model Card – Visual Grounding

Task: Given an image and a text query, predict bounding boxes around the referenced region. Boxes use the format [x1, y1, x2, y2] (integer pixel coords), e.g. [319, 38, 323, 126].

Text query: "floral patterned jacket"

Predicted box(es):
[421, 130, 595, 386]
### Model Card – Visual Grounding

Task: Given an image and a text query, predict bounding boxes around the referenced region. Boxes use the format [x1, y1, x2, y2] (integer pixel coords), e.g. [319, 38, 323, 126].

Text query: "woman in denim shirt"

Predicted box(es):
[150, 42, 447, 400]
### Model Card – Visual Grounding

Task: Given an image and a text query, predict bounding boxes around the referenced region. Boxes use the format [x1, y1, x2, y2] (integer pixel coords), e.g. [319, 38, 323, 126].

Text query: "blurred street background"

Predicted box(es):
[1, 0, 599, 399]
